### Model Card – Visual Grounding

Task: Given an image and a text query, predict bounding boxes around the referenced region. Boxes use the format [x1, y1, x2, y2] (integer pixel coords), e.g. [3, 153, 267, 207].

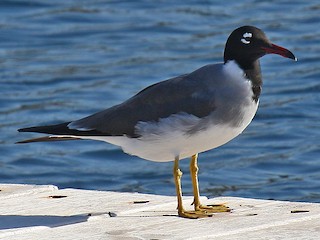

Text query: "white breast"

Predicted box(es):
[85, 103, 257, 162]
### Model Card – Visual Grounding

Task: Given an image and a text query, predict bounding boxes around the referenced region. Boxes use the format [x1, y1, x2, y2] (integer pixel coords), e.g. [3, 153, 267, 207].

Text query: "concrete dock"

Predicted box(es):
[0, 184, 319, 239]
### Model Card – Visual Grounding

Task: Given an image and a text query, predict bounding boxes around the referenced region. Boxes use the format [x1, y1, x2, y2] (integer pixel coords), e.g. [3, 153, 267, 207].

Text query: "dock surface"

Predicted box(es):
[0, 184, 319, 239]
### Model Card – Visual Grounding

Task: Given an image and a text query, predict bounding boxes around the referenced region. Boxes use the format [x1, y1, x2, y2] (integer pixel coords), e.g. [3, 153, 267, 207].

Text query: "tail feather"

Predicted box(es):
[16, 136, 82, 144]
[17, 122, 82, 144]
[18, 122, 72, 135]
[18, 121, 105, 137]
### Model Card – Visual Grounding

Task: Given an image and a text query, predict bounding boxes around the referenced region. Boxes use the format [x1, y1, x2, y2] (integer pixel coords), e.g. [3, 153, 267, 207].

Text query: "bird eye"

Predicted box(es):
[241, 32, 252, 44]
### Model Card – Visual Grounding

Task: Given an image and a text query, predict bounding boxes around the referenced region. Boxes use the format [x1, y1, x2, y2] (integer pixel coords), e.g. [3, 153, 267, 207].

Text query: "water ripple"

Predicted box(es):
[1, 0, 319, 202]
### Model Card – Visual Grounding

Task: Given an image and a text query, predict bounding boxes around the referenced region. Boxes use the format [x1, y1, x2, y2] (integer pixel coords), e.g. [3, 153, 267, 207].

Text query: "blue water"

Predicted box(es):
[1, 0, 319, 202]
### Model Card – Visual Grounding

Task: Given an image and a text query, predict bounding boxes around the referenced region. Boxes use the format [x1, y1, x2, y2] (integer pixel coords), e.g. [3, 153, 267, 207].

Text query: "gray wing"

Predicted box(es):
[69, 64, 221, 137]
[18, 64, 223, 139]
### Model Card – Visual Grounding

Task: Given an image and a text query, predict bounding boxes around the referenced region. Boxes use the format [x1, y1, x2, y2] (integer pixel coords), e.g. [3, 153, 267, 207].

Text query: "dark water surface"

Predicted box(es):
[1, 0, 319, 202]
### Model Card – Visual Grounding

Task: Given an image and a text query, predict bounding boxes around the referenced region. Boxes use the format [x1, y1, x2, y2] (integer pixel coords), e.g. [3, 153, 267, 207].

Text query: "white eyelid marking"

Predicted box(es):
[241, 39, 250, 44]
[241, 32, 252, 44]
[243, 32, 252, 38]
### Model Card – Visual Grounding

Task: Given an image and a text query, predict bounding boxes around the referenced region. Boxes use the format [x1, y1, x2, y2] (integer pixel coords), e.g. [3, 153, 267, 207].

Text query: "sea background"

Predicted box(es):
[1, 0, 319, 202]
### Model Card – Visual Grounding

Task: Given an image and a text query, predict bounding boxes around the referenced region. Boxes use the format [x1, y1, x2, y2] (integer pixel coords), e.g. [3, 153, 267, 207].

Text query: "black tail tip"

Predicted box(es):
[18, 127, 33, 132]
[18, 126, 43, 133]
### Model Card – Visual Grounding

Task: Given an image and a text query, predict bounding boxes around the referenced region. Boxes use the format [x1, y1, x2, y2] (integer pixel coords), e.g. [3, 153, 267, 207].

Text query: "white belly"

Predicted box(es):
[81, 101, 258, 162]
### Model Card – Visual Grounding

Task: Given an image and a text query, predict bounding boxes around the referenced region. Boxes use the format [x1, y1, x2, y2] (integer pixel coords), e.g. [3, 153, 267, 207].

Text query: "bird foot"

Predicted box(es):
[195, 203, 231, 213]
[177, 204, 230, 219]
[178, 209, 213, 219]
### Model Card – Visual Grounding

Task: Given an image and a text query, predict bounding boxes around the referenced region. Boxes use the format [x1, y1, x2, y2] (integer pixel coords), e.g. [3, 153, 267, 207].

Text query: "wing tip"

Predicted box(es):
[17, 128, 29, 133]
[16, 136, 82, 144]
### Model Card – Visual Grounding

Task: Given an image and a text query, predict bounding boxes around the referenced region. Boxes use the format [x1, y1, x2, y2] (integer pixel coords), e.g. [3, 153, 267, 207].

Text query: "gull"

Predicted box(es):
[18, 26, 297, 218]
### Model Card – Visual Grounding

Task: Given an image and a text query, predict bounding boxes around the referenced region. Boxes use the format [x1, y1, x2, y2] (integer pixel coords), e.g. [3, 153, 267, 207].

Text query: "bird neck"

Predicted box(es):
[237, 60, 263, 102]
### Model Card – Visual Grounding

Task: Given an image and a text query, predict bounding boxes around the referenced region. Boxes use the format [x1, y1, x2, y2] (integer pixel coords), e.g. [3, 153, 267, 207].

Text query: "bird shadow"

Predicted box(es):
[0, 214, 90, 230]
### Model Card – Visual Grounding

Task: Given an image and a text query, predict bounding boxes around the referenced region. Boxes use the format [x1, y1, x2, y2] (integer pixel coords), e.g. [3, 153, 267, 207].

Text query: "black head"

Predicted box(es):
[224, 26, 296, 69]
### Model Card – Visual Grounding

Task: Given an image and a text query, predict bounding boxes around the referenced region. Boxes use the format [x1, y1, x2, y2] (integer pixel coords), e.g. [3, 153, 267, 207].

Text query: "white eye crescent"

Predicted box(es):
[241, 32, 252, 44]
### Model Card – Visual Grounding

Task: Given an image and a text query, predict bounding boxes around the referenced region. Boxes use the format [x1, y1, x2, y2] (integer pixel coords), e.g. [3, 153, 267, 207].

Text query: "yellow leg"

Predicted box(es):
[190, 154, 230, 213]
[190, 154, 202, 209]
[173, 156, 212, 219]
[173, 156, 186, 216]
